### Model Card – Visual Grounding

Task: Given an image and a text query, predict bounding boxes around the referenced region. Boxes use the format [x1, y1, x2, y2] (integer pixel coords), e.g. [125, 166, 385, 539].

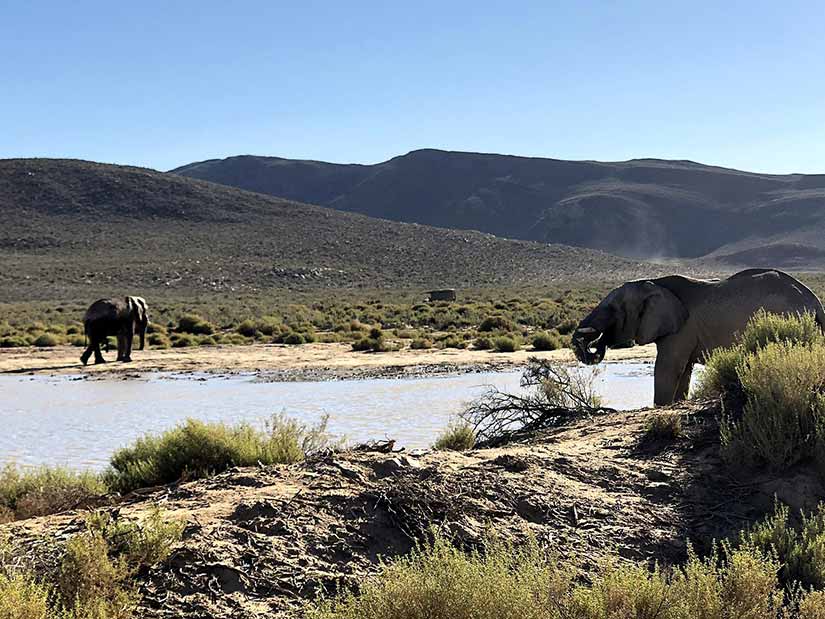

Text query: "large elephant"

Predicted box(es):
[573, 269, 825, 406]
[80, 296, 148, 365]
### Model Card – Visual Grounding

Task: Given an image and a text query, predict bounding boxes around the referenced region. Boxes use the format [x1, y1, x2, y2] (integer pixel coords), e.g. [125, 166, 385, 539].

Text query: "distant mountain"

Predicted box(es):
[0, 158, 661, 303]
[173, 150, 825, 267]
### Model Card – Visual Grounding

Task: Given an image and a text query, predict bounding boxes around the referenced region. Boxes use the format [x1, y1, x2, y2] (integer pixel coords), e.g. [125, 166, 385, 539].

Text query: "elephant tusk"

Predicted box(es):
[587, 331, 604, 354]
[576, 327, 597, 334]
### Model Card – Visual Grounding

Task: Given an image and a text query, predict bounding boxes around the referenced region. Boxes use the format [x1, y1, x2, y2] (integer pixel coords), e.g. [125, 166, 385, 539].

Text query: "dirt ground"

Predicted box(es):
[5, 402, 822, 618]
[0, 341, 656, 380]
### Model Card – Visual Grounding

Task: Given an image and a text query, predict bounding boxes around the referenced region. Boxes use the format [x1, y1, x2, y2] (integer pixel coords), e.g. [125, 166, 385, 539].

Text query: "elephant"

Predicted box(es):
[80, 296, 148, 365]
[572, 269, 825, 406]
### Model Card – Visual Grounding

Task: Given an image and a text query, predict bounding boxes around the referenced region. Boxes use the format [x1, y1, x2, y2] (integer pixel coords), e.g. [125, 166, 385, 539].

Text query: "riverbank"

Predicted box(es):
[4, 401, 820, 618]
[0, 341, 657, 381]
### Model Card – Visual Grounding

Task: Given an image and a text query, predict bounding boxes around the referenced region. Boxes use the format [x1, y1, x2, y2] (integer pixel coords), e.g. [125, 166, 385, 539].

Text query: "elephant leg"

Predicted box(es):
[93, 338, 105, 364]
[653, 344, 688, 406]
[674, 362, 694, 402]
[115, 334, 124, 361]
[122, 332, 133, 362]
[80, 339, 95, 365]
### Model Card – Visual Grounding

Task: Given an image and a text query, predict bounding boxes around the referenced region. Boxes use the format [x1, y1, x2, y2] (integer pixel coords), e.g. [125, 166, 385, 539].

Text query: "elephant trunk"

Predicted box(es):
[573, 327, 606, 365]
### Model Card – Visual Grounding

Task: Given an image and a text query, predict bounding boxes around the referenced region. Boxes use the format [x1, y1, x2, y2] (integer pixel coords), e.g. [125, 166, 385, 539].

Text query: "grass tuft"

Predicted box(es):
[103, 415, 334, 494]
[433, 424, 475, 451]
[0, 464, 106, 522]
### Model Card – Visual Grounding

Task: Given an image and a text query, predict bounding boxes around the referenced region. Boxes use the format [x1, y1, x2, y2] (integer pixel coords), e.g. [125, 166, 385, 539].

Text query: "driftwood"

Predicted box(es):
[461, 357, 614, 447]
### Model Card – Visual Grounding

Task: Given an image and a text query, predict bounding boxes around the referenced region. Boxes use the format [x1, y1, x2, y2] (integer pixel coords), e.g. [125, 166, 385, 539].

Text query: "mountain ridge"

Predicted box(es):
[172, 149, 825, 266]
[0, 157, 665, 302]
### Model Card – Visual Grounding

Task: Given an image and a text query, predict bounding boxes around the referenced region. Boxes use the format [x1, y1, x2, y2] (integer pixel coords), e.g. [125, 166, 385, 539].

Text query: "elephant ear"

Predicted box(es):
[635, 282, 688, 345]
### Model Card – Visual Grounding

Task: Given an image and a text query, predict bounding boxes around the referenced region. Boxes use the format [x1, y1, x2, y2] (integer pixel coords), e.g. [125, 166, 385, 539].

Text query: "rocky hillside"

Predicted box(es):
[0, 158, 660, 303]
[4, 402, 819, 618]
[173, 150, 825, 267]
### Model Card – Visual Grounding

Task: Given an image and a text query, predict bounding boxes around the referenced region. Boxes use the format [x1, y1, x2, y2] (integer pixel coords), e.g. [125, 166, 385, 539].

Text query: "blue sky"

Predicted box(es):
[1, 1, 823, 173]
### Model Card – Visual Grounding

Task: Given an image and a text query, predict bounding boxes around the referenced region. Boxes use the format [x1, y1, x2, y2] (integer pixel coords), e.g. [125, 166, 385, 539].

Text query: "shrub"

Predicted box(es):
[531, 331, 562, 351]
[473, 336, 493, 350]
[0, 572, 51, 618]
[479, 315, 515, 332]
[0, 464, 106, 521]
[493, 336, 518, 353]
[410, 338, 432, 350]
[32, 333, 60, 347]
[309, 532, 797, 619]
[283, 332, 306, 346]
[721, 341, 825, 469]
[0, 336, 27, 348]
[644, 412, 682, 441]
[437, 335, 466, 349]
[176, 314, 215, 335]
[351, 328, 392, 352]
[696, 310, 824, 400]
[148, 333, 171, 349]
[68, 335, 86, 347]
[146, 323, 167, 335]
[434, 424, 475, 451]
[197, 335, 217, 346]
[237, 319, 259, 337]
[103, 415, 333, 494]
[740, 501, 825, 589]
[171, 333, 197, 348]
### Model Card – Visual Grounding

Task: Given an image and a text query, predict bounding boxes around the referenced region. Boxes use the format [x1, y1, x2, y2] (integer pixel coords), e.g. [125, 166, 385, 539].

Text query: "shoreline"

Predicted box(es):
[0, 341, 657, 382]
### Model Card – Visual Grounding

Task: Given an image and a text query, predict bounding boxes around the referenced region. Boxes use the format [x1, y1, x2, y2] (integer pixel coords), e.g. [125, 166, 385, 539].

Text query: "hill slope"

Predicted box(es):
[0, 159, 659, 302]
[173, 150, 825, 267]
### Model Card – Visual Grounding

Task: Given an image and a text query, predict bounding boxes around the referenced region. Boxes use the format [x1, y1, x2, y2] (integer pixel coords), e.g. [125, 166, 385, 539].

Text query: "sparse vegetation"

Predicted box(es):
[310, 529, 825, 619]
[644, 412, 683, 441]
[0, 464, 106, 522]
[531, 331, 562, 351]
[492, 335, 519, 353]
[462, 359, 603, 446]
[433, 424, 475, 451]
[695, 312, 825, 471]
[103, 415, 334, 494]
[0, 507, 183, 619]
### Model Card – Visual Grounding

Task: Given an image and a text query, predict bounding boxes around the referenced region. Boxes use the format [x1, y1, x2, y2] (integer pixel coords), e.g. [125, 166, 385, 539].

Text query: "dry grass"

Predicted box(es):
[433, 424, 475, 451]
[644, 412, 683, 442]
[104, 414, 335, 494]
[0, 465, 106, 522]
[309, 531, 824, 619]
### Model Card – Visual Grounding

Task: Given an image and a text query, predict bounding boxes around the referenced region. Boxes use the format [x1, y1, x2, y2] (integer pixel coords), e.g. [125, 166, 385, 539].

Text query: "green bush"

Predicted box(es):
[310, 532, 801, 619]
[493, 336, 519, 353]
[434, 424, 475, 451]
[32, 333, 60, 347]
[741, 501, 825, 589]
[479, 315, 515, 332]
[696, 310, 824, 400]
[531, 331, 562, 351]
[148, 333, 171, 349]
[473, 336, 493, 350]
[283, 332, 306, 345]
[0, 464, 107, 522]
[437, 335, 466, 349]
[197, 335, 217, 346]
[0, 336, 26, 349]
[103, 415, 333, 494]
[68, 335, 86, 347]
[176, 314, 215, 335]
[644, 412, 682, 441]
[722, 341, 825, 469]
[410, 338, 432, 350]
[171, 333, 197, 348]
[351, 328, 392, 352]
[237, 319, 259, 337]
[0, 572, 51, 618]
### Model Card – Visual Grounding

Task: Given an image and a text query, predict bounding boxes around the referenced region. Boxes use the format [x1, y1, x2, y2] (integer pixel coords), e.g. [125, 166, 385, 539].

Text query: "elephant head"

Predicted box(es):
[127, 296, 149, 350]
[573, 280, 688, 365]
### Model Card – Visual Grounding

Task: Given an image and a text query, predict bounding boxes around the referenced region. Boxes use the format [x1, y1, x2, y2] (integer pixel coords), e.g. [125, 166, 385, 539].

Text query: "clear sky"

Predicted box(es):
[1, 1, 823, 173]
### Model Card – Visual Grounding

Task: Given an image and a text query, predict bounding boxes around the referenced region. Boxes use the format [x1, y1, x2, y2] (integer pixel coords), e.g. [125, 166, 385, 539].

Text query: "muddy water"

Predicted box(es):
[0, 363, 658, 470]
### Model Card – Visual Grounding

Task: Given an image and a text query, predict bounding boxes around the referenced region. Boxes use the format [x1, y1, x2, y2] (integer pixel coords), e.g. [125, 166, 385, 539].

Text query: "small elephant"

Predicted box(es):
[80, 296, 148, 365]
[572, 269, 825, 406]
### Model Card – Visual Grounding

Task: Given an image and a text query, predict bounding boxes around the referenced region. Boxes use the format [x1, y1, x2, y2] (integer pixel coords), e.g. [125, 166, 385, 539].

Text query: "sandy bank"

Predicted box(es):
[0, 341, 656, 380]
